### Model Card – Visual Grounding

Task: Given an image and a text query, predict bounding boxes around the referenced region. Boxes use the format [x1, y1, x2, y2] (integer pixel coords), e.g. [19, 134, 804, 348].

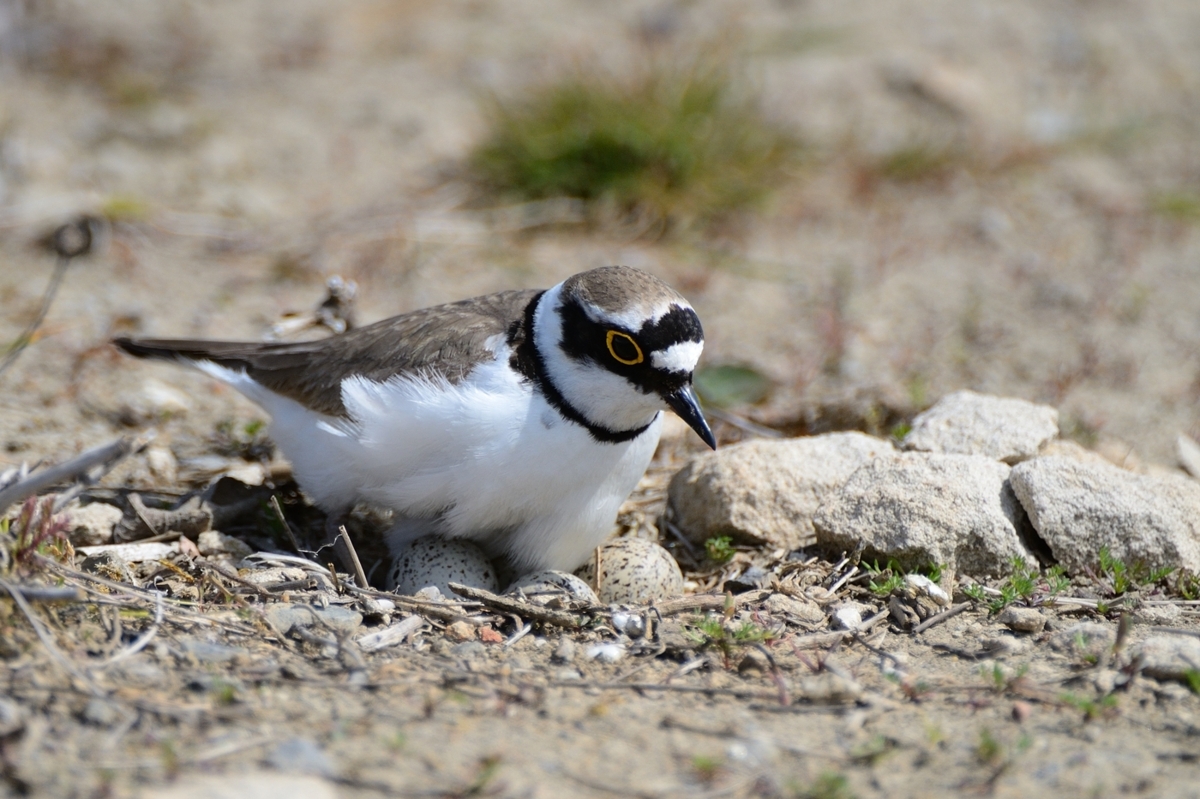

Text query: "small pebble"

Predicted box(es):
[552, 638, 576, 663]
[266, 737, 335, 779]
[585, 643, 626, 663]
[1011, 701, 1033, 723]
[445, 621, 476, 642]
[197, 530, 253, 560]
[832, 605, 863, 631]
[450, 641, 487, 661]
[82, 698, 122, 727]
[996, 605, 1046, 634]
[611, 611, 645, 638]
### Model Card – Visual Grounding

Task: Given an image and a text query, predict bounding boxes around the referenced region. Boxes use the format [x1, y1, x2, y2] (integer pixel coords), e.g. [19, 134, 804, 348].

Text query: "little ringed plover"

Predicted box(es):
[114, 265, 714, 575]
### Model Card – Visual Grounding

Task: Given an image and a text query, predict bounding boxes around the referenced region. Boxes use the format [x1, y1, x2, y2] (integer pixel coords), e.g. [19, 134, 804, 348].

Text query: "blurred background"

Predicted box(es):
[2, 0, 1200, 470]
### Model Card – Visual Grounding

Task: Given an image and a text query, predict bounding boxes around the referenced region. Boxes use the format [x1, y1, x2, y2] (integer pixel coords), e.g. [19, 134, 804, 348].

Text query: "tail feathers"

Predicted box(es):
[113, 337, 261, 369]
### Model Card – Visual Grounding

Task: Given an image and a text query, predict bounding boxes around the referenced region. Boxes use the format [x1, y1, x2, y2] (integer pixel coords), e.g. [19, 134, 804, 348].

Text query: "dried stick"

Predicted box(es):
[0, 433, 152, 512]
[0, 583, 82, 602]
[337, 525, 370, 589]
[343, 584, 484, 625]
[653, 589, 771, 616]
[448, 583, 583, 629]
[911, 601, 972, 634]
[268, 495, 306, 556]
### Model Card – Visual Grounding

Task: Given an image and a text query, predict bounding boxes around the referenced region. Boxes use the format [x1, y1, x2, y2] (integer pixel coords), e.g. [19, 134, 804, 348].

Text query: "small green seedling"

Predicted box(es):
[704, 536, 736, 564]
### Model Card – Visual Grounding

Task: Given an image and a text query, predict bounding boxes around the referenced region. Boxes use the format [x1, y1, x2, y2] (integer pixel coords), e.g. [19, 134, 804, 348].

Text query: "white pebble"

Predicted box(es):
[585, 643, 626, 664]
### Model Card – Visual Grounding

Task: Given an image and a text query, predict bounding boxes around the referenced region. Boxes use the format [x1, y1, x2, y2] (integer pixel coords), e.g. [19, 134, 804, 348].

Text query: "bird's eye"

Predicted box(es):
[605, 330, 644, 365]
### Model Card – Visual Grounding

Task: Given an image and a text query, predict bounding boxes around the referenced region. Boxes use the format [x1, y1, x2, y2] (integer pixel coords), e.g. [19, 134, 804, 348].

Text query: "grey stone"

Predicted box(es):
[1048, 622, 1114, 660]
[813, 452, 1032, 576]
[1010, 456, 1200, 574]
[996, 606, 1046, 634]
[178, 639, 247, 664]
[265, 604, 362, 635]
[65, 502, 123, 547]
[552, 637, 576, 663]
[1134, 636, 1200, 683]
[82, 698, 122, 726]
[450, 640, 487, 661]
[0, 698, 24, 737]
[198, 530, 253, 560]
[902, 391, 1058, 463]
[576, 538, 683, 604]
[266, 737, 336, 779]
[668, 432, 894, 550]
[794, 672, 862, 704]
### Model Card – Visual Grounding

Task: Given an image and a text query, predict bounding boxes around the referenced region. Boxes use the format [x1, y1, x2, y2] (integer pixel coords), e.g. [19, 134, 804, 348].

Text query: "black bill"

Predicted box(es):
[665, 384, 717, 450]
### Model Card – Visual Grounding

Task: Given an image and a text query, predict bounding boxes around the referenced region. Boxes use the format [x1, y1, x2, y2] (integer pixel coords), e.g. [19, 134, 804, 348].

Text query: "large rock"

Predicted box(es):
[1134, 636, 1200, 683]
[813, 452, 1032, 576]
[1009, 456, 1200, 574]
[902, 391, 1058, 463]
[668, 432, 893, 550]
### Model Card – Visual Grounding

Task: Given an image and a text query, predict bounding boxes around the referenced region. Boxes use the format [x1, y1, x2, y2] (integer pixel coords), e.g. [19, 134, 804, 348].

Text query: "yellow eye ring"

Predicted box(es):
[606, 330, 644, 365]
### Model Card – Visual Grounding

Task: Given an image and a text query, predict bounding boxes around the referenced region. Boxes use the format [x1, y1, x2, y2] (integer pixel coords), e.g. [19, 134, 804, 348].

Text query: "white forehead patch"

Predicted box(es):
[650, 340, 703, 374]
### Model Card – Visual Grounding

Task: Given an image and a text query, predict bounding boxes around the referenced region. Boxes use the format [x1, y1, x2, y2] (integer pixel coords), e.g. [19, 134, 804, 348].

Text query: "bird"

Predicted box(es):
[114, 265, 715, 577]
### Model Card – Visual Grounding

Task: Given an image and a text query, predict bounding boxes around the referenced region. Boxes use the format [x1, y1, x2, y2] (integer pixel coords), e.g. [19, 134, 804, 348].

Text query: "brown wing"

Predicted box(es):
[115, 289, 539, 417]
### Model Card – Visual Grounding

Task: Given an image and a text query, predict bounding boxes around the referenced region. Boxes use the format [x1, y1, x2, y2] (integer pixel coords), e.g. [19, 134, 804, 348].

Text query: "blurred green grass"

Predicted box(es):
[470, 57, 799, 231]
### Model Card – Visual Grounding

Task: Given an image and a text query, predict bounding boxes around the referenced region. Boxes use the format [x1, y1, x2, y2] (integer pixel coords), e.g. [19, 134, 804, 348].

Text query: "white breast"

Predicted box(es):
[197, 342, 662, 573]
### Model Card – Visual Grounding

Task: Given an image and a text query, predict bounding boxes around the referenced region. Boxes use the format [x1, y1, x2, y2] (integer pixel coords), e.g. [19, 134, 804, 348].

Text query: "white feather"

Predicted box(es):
[650, 340, 703, 374]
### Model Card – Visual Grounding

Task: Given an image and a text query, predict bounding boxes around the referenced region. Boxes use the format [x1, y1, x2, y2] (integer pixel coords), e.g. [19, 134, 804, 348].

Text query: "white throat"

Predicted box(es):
[533, 283, 664, 433]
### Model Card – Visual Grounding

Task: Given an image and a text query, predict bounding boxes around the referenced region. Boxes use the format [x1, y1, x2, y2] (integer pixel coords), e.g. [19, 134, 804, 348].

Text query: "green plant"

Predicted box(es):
[704, 536, 736, 564]
[975, 729, 1001, 765]
[3, 496, 73, 574]
[863, 558, 943, 597]
[1097, 547, 1174, 596]
[1151, 191, 1200, 222]
[1185, 669, 1200, 695]
[691, 754, 722, 785]
[212, 417, 273, 460]
[967, 558, 1072, 614]
[797, 772, 856, 799]
[1061, 692, 1118, 722]
[470, 54, 798, 230]
[694, 364, 771, 408]
[684, 615, 774, 664]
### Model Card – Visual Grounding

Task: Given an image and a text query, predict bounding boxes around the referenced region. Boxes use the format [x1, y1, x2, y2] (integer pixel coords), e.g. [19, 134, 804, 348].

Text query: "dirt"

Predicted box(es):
[3, 1, 1200, 797]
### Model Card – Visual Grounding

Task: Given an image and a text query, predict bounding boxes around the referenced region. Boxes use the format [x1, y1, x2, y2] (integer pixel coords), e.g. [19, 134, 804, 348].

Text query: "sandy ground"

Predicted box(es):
[3, 1, 1200, 796]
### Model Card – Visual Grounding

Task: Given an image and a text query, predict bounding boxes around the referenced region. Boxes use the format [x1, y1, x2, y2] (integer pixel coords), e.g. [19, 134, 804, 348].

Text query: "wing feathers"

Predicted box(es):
[114, 289, 538, 417]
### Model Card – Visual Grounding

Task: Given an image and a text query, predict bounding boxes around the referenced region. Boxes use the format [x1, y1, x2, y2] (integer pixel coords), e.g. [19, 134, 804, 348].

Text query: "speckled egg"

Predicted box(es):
[575, 538, 684, 605]
[505, 570, 600, 605]
[388, 536, 499, 597]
